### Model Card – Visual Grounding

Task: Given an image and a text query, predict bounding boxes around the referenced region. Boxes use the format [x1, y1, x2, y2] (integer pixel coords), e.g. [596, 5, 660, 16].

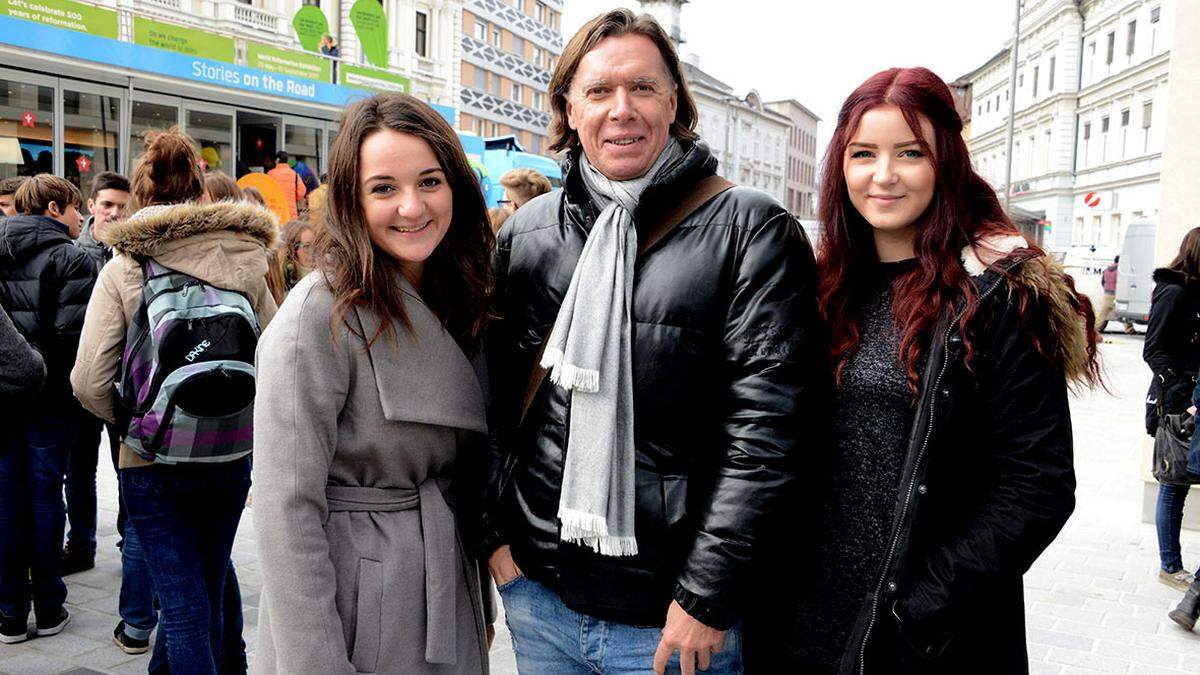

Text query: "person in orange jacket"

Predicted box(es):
[264, 151, 307, 218]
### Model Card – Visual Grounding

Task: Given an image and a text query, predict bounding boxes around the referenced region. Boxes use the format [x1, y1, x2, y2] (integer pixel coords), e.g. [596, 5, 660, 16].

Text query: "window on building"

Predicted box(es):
[531, 134, 542, 154]
[1106, 31, 1115, 65]
[1142, 101, 1153, 129]
[532, 46, 544, 68]
[512, 83, 523, 104]
[1151, 6, 1161, 22]
[1121, 108, 1130, 126]
[1032, 66, 1039, 97]
[1049, 56, 1055, 91]
[512, 35, 525, 59]
[415, 11, 428, 57]
[1018, 71, 1024, 87]
[1127, 20, 1137, 56]
[474, 21, 487, 42]
[536, 1, 546, 24]
[474, 68, 487, 91]
[1101, 116, 1109, 133]
[1083, 122, 1091, 140]
[532, 91, 545, 111]
[491, 25, 502, 49]
[986, 100, 991, 113]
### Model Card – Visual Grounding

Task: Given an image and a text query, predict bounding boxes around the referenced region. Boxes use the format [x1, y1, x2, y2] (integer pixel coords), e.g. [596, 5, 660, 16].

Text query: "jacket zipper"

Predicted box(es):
[857, 271, 1009, 673]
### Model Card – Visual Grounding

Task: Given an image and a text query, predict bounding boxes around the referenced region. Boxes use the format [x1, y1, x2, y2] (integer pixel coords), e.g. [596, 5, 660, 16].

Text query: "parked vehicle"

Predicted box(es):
[1116, 218, 1156, 325]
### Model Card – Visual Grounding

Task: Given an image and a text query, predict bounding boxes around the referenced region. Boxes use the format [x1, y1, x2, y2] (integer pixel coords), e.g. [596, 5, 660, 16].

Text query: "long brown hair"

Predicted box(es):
[548, 8, 698, 153]
[317, 93, 494, 354]
[266, 219, 313, 306]
[1166, 227, 1200, 282]
[818, 67, 1099, 392]
[131, 127, 204, 208]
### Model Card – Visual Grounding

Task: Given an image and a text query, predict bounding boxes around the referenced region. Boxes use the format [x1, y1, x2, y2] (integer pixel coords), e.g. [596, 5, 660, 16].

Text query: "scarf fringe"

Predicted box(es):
[560, 509, 640, 556]
[542, 347, 601, 393]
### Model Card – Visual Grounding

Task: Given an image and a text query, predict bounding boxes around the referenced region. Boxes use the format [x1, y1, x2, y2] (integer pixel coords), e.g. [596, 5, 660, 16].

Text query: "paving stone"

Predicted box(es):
[1046, 646, 1131, 672]
[1095, 640, 1181, 668]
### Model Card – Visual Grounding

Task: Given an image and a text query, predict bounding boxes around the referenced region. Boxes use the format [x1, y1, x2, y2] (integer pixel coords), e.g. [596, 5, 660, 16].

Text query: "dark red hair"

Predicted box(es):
[817, 67, 1098, 391]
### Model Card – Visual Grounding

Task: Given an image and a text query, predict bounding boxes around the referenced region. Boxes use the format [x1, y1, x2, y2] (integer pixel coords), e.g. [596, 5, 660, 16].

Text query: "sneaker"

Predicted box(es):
[34, 607, 69, 637]
[62, 546, 95, 576]
[112, 621, 150, 655]
[1160, 569, 1196, 592]
[0, 614, 28, 644]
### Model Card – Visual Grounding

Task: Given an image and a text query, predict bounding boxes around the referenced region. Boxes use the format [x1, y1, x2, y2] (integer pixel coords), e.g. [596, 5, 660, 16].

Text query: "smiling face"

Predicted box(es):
[844, 104, 937, 261]
[296, 228, 315, 269]
[359, 129, 453, 285]
[88, 188, 131, 238]
[566, 34, 678, 181]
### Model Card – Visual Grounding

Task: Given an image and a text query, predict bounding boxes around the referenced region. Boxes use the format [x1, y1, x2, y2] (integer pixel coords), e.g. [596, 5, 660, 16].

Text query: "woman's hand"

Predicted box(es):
[488, 544, 522, 586]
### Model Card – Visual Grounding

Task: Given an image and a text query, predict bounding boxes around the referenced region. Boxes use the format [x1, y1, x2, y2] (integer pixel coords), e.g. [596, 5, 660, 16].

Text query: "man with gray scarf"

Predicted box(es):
[482, 9, 829, 674]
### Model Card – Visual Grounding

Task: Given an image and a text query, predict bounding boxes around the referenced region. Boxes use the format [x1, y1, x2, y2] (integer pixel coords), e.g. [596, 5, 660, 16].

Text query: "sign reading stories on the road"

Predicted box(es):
[247, 42, 331, 83]
[339, 64, 409, 94]
[134, 16, 236, 63]
[0, 0, 116, 38]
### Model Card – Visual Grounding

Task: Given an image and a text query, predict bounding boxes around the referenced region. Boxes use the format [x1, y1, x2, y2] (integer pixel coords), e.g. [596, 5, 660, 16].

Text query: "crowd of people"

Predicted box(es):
[2, 7, 1173, 675]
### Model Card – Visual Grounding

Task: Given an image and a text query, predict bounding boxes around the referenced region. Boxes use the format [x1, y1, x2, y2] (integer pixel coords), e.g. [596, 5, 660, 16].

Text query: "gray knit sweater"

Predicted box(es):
[0, 305, 45, 395]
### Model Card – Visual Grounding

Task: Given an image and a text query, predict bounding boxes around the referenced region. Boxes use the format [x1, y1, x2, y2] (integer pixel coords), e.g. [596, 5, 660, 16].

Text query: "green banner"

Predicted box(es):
[0, 0, 117, 38]
[349, 0, 387, 68]
[339, 64, 409, 94]
[291, 5, 328, 53]
[247, 42, 331, 82]
[134, 16, 235, 63]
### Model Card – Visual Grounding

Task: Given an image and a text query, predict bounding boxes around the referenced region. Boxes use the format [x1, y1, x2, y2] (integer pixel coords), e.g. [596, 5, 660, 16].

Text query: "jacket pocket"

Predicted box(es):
[350, 558, 383, 674]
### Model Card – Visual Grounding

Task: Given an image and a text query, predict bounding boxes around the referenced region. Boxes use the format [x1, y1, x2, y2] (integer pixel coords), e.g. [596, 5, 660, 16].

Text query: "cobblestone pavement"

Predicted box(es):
[3, 311, 1199, 673]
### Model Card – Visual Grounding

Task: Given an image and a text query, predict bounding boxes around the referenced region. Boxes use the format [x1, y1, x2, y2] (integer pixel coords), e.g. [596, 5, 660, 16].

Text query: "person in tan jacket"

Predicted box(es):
[71, 127, 276, 671]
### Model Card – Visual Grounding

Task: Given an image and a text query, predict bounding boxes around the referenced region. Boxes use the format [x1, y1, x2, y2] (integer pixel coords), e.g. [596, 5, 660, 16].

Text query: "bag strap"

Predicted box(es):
[517, 174, 735, 425]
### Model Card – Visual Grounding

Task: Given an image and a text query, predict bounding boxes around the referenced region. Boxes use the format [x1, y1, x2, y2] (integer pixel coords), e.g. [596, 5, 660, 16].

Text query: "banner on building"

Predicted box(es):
[339, 64, 409, 94]
[291, 5, 328, 53]
[0, 0, 116, 38]
[134, 16, 236, 63]
[349, 0, 388, 68]
[247, 42, 331, 83]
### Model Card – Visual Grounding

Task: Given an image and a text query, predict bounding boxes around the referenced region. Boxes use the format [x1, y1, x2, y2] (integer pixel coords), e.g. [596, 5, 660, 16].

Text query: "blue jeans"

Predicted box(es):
[65, 409, 102, 557]
[121, 457, 250, 675]
[1157, 482, 1190, 573]
[0, 409, 77, 621]
[499, 575, 743, 675]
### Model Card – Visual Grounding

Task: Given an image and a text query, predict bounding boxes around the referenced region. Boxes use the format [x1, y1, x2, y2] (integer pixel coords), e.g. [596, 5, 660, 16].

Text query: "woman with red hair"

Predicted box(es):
[748, 67, 1101, 673]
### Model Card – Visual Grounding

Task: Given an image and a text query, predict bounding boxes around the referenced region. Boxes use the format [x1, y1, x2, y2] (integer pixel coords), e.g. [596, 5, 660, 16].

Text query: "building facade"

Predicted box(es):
[959, 0, 1176, 253]
[458, 0, 563, 155]
[765, 98, 820, 218]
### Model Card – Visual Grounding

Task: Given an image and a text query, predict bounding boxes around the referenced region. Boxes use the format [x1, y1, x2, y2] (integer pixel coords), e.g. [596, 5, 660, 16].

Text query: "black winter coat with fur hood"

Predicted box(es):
[1143, 267, 1200, 434]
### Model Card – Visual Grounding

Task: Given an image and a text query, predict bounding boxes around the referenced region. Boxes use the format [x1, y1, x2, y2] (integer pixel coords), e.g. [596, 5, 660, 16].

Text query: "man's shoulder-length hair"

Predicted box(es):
[548, 9, 699, 154]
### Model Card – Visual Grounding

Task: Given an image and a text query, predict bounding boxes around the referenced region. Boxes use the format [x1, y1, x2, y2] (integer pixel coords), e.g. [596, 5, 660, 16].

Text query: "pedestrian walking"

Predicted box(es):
[264, 219, 314, 305]
[264, 151, 307, 219]
[251, 93, 496, 674]
[0, 173, 97, 644]
[1143, 227, 1200, 592]
[71, 127, 277, 672]
[746, 67, 1101, 674]
[481, 10, 826, 675]
[1098, 255, 1137, 334]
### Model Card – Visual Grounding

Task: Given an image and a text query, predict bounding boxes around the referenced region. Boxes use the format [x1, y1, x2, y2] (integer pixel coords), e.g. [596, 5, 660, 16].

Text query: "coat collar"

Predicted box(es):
[103, 201, 277, 257]
[352, 278, 487, 435]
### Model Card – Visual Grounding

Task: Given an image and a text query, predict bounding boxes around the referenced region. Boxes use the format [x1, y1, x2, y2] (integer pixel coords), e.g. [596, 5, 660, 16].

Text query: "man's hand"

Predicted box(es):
[653, 600, 726, 675]
[488, 544, 523, 586]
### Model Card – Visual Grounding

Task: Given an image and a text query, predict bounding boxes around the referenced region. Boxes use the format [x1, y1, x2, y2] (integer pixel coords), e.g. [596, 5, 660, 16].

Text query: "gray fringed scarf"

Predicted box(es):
[541, 139, 684, 557]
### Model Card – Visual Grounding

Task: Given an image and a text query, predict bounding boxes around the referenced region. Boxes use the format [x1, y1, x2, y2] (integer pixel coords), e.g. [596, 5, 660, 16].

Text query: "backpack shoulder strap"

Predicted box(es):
[518, 173, 736, 425]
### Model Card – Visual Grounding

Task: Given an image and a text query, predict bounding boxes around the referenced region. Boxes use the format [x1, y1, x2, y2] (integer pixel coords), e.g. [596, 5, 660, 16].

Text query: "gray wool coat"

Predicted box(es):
[252, 272, 492, 675]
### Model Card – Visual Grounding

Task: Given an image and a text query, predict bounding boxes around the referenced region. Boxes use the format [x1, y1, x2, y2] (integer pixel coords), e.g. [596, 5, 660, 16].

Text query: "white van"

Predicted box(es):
[1116, 219, 1156, 324]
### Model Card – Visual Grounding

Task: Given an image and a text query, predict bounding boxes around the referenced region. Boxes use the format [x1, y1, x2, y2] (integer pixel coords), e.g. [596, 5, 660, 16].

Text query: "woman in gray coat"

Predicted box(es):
[252, 94, 496, 674]
[0, 306, 44, 395]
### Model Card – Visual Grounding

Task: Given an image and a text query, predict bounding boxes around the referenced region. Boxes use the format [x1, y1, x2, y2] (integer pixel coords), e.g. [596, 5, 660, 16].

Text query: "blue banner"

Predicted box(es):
[0, 14, 455, 124]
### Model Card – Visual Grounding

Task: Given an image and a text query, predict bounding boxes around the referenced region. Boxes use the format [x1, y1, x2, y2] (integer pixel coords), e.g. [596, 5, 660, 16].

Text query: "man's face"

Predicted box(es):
[566, 34, 678, 181]
[0, 194, 16, 217]
[47, 201, 83, 239]
[87, 188, 130, 238]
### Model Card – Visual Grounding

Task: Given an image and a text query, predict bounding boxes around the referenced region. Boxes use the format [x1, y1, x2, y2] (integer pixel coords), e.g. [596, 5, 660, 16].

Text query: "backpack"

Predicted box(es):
[116, 258, 260, 465]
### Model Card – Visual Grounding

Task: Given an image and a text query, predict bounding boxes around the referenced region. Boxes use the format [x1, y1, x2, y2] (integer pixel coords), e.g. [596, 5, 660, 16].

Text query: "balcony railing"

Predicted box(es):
[232, 3, 278, 33]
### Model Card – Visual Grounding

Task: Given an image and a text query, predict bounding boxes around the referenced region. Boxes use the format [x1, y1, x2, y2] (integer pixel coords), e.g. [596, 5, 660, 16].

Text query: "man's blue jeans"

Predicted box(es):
[121, 457, 250, 675]
[0, 409, 76, 622]
[499, 575, 743, 675]
[65, 410, 102, 558]
[1157, 482, 1190, 573]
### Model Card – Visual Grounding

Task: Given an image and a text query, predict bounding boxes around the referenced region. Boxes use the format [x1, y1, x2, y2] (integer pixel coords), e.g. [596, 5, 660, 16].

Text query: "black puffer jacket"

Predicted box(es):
[749, 251, 1087, 674]
[1142, 268, 1200, 434]
[0, 214, 97, 403]
[482, 141, 829, 629]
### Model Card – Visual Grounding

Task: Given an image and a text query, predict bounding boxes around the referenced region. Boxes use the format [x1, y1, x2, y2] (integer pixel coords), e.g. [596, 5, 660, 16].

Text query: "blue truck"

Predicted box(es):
[459, 132, 562, 208]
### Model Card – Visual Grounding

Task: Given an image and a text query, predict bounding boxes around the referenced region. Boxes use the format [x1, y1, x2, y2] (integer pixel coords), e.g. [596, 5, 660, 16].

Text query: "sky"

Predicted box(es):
[563, 0, 1019, 156]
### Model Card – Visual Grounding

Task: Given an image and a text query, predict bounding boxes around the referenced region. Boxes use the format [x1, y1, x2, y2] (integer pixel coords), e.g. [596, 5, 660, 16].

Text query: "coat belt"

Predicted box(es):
[325, 482, 457, 665]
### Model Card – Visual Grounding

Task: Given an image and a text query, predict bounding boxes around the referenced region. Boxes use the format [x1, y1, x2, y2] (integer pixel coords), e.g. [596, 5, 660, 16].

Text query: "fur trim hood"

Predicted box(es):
[963, 234, 1098, 389]
[102, 201, 276, 256]
[1152, 267, 1199, 287]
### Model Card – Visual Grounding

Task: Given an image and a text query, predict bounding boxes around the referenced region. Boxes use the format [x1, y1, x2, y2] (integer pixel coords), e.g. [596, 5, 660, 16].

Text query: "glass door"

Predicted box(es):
[128, 93, 180, 175]
[236, 110, 282, 177]
[185, 105, 235, 177]
[62, 80, 123, 205]
[0, 69, 56, 180]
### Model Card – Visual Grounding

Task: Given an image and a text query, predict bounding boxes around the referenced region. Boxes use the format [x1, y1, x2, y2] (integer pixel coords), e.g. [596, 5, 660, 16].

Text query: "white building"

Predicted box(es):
[765, 98, 820, 219]
[959, 0, 1176, 253]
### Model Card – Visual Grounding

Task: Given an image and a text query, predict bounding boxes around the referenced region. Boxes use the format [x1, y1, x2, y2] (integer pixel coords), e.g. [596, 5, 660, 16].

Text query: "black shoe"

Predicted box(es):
[62, 546, 95, 576]
[1170, 578, 1200, 631]
[0, 614, 28, 644]
[113, 621, 150, 654]
[34, 607, 69, 637]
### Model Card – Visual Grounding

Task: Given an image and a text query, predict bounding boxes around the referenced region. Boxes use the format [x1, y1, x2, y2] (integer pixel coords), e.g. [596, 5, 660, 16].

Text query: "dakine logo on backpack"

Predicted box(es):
[115, 258, 260, 465]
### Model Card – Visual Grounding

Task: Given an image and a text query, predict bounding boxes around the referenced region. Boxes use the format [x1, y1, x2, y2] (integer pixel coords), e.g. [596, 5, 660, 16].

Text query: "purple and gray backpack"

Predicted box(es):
[116, 258, 259, 464]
